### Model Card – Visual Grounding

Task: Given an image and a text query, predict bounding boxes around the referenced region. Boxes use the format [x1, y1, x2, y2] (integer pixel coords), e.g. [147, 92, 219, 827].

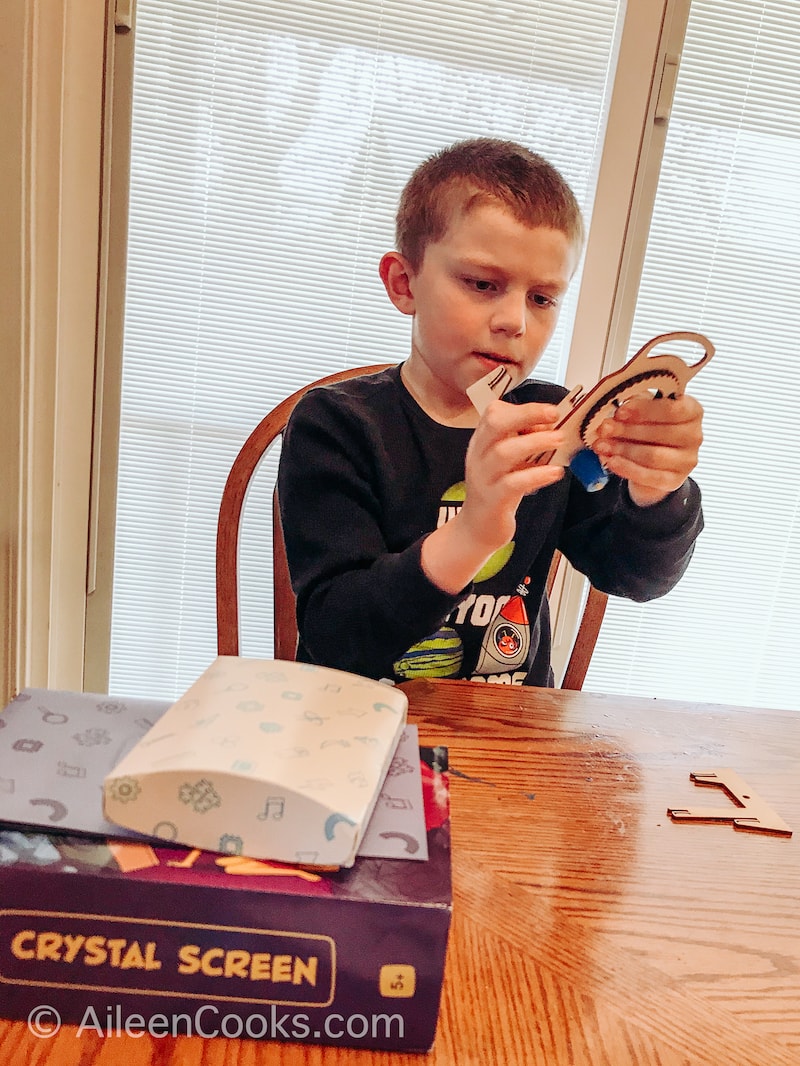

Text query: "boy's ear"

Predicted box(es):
[379, 251, 416, 315]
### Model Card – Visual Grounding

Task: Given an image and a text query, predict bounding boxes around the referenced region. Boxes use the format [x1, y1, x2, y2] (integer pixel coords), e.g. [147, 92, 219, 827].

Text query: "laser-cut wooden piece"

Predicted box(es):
[544, 330, 715, 467]
[668, 768, 793, 836]
[465, 332, 715, 489]
[466, 365, 513, 414]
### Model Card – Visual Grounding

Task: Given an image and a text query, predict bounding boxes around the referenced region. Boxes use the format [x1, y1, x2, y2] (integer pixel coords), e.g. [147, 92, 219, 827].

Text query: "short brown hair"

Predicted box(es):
[396, 138, 584, 270]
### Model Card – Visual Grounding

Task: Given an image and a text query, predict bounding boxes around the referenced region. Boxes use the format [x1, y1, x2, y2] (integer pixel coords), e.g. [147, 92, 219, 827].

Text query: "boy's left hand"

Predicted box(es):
[592, 394, 704, 508]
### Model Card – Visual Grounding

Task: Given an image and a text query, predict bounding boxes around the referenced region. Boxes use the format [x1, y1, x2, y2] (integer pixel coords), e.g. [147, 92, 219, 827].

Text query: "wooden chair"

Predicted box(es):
[216, 366, 608, 689]
[216, 365, 394, 662]
[546, 552, 608, 691]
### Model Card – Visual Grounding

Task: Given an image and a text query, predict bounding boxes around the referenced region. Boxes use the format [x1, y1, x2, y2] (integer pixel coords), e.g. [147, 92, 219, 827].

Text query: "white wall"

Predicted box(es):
[0, 0, 107, 703]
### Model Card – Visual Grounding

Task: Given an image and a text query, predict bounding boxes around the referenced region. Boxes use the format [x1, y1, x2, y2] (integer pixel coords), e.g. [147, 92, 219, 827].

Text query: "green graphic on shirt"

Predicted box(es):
[440, 482, 466, 503]
[392, 626, 464, 680]
[437, 481, 514, 582]
[475, 541, 514, 581]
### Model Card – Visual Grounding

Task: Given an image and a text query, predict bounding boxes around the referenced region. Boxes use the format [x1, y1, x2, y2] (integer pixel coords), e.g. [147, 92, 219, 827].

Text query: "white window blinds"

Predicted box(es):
[110, 0, 623, 698]
[585, 0, 800, 709]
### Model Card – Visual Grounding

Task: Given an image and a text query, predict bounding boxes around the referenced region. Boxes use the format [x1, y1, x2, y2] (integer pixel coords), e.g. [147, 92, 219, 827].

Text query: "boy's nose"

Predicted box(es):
[490, 293, 527, 336]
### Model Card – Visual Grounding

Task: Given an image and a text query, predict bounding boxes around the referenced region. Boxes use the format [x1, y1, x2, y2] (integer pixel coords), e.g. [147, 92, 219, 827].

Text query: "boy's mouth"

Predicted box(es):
[475, 351, 517, 368]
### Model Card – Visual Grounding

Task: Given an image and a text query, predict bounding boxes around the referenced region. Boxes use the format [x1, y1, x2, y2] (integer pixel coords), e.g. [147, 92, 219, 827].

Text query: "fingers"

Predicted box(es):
[595, 448, 687, 490]
[527, 465, 565, 493]
[460, 461, 564, 541]
[485, 399, 561, 431]
[595, 428, 693, 504]
[462, 399, 566, 544]
[474, 400, 563, 466]
[477, 429, 564, 478]
[594, 428, 701, 472]
[598, 394, 703, 434]
[594, 437, 699, 492]
[592, 393, 704, 505]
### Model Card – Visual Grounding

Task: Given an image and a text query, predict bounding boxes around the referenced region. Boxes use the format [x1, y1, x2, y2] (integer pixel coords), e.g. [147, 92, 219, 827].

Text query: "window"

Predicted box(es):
[585, 0, 800, 710]
[107, 0, 630, 698]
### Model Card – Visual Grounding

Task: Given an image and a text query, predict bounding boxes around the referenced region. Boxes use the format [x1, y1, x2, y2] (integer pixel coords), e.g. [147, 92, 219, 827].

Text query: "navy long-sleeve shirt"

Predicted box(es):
[277, 364, 703, 686]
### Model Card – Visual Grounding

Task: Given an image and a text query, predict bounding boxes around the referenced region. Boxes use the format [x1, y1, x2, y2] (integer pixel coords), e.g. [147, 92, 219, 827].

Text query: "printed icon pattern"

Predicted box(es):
[0, 678, 427, 866]
[102, 658, 412, 867]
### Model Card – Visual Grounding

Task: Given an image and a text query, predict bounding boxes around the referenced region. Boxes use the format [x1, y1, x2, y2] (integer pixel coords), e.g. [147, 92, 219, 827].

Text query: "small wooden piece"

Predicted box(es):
[668, 768, 793, 836]
[466, 365, 513, 414]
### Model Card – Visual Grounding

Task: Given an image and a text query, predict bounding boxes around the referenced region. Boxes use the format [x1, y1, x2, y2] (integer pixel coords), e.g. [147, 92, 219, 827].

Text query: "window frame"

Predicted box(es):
[1, 0, 109, 702]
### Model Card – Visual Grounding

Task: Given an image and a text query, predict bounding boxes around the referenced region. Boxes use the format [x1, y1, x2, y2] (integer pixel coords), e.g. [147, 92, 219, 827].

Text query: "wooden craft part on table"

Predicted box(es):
[668, 768, 793, 836]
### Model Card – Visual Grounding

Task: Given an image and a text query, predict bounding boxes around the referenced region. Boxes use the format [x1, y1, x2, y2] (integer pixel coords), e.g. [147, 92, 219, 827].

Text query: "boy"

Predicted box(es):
[277, 138, 704, 686]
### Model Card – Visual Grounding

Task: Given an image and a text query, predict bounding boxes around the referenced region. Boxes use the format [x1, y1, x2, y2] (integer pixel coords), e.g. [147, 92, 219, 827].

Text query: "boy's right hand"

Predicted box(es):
[462, 399, 565, 549]
[420, 400, 564, 595]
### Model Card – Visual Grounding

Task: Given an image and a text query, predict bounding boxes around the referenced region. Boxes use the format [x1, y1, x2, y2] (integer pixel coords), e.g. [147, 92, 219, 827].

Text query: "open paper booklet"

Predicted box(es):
[0, 659, 429, 869]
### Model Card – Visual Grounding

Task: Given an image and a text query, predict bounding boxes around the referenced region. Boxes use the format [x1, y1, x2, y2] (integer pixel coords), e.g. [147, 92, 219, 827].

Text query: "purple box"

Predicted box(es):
[0, 747, 451, 1052]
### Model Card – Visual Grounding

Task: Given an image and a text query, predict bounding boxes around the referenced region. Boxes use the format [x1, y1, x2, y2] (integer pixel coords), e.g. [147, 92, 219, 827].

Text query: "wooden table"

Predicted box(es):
[1, 679, 798, 1065]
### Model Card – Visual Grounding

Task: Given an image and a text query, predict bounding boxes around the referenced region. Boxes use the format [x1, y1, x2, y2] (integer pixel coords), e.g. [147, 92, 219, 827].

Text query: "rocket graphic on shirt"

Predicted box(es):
[474, 578, 531, 674]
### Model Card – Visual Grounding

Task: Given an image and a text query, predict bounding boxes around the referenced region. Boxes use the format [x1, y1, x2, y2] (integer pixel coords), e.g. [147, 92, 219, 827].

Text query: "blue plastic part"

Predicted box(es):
[569, 448, 609, 492]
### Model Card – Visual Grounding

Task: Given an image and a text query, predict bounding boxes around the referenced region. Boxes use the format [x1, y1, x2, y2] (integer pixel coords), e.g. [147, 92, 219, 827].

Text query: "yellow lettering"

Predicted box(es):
[120, 941, 145, 969]
[200, 948, 224, 977]
[293, 956, 318, 986]
[36, 932, 63, 962]
[120, 941, 146, 970]
[10, 930, 35, 960]
[62, 935, 86, 963]
[9, 931, 166, 972]
[176, 944, 319, 985]
[249, 953, 272, 980]
[271, 954, 292, 982]
[106, 939, 126, 967]
[177, 944, 201, 975]
[144, 941, 161, 971]
[83, 936, 108, 966]
[223, 949, 250, 978]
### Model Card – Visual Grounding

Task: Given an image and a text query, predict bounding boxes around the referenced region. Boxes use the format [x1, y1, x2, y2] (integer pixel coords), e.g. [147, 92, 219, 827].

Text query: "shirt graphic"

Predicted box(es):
[474, 578, 531, 674]
[393, 482, 524, 682]
[392, 627, 464, 680]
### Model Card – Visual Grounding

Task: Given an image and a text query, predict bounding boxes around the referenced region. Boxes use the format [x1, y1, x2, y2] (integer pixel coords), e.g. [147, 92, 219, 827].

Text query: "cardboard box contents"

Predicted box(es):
[0, 681, 451, 1052]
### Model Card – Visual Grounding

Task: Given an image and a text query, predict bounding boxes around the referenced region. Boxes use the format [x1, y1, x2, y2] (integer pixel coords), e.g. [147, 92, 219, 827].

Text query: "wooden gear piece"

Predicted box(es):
[541, 330, 715, 468]
[668, 768, 793, 836]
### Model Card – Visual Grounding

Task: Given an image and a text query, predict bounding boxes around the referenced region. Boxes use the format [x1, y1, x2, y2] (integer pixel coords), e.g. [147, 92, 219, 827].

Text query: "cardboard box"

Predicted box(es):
[0, 746, 451, 1052]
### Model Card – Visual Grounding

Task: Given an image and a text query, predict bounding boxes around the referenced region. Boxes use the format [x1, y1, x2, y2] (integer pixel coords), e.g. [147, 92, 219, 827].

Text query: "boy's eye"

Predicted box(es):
[466, 277, 495, 292]
[530, 292, 556, 308]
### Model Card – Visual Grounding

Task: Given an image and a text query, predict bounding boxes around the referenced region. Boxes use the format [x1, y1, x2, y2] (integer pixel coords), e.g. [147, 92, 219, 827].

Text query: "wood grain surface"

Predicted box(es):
[2, 679, 797, 1065]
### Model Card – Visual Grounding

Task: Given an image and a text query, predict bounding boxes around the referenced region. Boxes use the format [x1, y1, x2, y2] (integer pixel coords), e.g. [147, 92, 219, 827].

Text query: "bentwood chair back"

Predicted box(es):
[216, 366, 608, 688]
[216, 365, 393, 662]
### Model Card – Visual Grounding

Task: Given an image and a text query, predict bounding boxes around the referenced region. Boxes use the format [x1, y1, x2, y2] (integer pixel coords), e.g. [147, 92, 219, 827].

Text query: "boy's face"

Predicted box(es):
[383, 200, 578, 422]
